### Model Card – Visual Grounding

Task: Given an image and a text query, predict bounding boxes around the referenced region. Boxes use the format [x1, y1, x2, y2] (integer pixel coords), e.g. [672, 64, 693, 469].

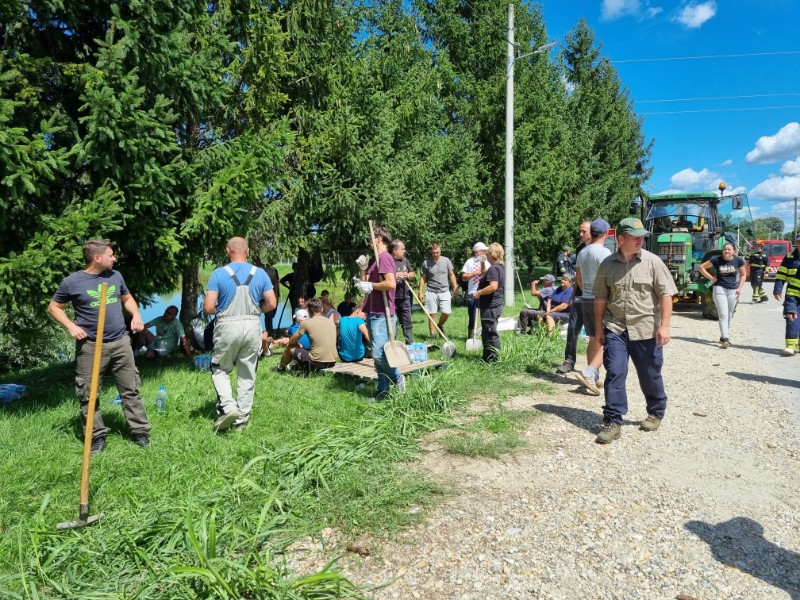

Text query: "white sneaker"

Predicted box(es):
[782, 347, 797, 357]
[575, 371, 601, 396]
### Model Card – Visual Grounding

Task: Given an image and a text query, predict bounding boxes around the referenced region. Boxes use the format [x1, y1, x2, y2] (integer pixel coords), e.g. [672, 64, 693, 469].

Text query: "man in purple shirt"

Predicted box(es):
[355, 225, 406, 401]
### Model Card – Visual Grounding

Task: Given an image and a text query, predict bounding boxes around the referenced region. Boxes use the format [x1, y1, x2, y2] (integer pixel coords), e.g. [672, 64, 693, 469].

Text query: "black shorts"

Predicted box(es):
[580, 298, 600, 337]
[292, 347, 335, 372]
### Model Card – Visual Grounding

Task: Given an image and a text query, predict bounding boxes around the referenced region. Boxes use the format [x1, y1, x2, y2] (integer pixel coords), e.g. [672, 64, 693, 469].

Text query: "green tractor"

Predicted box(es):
[632, 190, 755, 319]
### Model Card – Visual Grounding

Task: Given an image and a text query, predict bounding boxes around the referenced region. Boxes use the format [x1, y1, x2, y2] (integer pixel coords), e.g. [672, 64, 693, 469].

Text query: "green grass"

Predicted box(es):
[0, 296, 565, 598]
[441, 407, 541, 458]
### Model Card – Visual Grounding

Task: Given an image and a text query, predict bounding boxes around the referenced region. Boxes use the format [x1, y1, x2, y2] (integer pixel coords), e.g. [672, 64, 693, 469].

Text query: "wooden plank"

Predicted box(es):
[323, 358, 446, 380]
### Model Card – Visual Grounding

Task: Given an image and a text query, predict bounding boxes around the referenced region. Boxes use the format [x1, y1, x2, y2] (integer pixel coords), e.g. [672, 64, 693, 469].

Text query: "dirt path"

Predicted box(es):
[301, 292, 800, 599]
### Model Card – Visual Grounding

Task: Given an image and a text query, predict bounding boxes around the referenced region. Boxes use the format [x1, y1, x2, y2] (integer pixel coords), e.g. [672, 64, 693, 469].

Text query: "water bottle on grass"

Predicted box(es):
[156, 385, 167, 413]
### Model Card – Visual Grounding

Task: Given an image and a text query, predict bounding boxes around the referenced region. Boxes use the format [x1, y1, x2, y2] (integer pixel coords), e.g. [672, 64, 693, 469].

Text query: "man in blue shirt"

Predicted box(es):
[204, 237, 276, 432]
[544, 274, 574, 332]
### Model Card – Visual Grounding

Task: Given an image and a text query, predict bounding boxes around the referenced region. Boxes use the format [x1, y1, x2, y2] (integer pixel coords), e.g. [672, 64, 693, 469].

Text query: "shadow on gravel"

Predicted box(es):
[533, 403, 639, 433]
[686, 517, 800, 600]
[727, 371, 800, 390]
[673, 336, 779, 356]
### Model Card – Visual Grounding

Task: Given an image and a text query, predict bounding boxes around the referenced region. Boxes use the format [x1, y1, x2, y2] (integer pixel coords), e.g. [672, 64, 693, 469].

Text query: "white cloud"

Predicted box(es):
[602, 0, 662, 21]
[746, 122, 800, 164]
[669, 167, 719, 190]
[720, 159, 733, 167]
[675, 1, 717, 28]
[750, 174, 800, 201]
[780, 156, 800, 176]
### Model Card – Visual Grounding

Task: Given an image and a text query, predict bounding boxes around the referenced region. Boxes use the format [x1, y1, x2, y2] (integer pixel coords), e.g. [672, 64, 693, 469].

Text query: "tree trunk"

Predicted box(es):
[181, 261, 200, 331]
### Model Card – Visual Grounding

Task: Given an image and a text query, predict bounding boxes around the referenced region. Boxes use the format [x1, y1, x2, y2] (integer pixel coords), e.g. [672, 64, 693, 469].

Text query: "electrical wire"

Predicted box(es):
[636, 93, 800, 104]
[612, 50, 800, 64]
[640, 105, 800, 115]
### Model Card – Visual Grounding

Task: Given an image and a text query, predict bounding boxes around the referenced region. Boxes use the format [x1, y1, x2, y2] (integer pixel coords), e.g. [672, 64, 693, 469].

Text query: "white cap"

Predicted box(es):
[472, 242, 488, 251]
[295, 309, 310, 321]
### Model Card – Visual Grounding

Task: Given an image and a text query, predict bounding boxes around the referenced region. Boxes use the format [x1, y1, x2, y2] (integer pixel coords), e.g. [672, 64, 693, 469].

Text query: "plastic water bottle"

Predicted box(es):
[421, 343, 428, 361]
[156, 385, 167, 413]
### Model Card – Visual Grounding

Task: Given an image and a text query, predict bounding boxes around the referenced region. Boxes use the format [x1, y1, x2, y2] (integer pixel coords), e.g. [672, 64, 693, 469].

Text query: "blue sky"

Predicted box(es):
[538, 0, 800, 232]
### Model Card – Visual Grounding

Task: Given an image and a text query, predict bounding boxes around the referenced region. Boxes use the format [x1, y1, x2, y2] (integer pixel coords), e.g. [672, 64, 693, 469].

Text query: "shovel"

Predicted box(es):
[404, 281, 456, 359]
[368, 221, 412, 368]
[56, 283, 108, 531]
[466, 304, 483, 353]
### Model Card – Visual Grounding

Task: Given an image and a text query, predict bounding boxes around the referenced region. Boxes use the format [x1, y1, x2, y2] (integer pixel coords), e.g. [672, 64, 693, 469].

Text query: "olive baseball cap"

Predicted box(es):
[617, 217, 649, 237]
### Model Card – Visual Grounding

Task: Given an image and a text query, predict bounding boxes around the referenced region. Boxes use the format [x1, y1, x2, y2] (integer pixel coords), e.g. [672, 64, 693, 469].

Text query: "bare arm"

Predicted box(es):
[472, 281, 498, 298]
[48, 300, 88, 340]
[358, 322, 370, 342]
[594, 297, 607, 347]
[287, 329, 303, 349]
[735, 264, 747, 297]
[575, 267, 583, 291]
[450, 270, 460, 296]
[261, 289, 277, 313]
[204, 290, 219, 315]
[121, 293, 143, 332]
[373, 271, 396, 292]
[657, 295, 672, 347]
[698, 260, 715, 283]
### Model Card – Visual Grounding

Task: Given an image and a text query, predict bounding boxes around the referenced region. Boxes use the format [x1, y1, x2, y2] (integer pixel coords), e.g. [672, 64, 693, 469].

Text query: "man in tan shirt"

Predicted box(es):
[275, 298, 337, 373]
[592, 218, 678, 444]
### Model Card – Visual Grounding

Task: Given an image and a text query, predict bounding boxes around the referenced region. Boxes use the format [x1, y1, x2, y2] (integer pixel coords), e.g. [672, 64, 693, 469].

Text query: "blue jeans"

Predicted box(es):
[602, 330, 667, 425]
[367, 314, 402, 394]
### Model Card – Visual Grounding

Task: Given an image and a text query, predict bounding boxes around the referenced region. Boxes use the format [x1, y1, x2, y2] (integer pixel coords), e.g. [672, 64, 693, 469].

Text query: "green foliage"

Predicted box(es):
[754, 216, 786, 240]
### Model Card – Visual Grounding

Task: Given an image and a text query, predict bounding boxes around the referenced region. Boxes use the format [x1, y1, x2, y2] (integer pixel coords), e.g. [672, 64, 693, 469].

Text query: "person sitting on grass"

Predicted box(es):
[517, 274, 557, 333]
[337, 294, 356, 317]
[132, 305, 192, 359]
[544, 274, 574, 333]
[273, 298, 337, 374]
[338, 306, 369, 363]
[265, 309, 310, 357]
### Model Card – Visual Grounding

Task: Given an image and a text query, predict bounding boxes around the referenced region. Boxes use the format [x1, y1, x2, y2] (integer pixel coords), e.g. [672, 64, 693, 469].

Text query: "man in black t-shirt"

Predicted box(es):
[391, 239, 416, 344]
[48, 239, 151, 455]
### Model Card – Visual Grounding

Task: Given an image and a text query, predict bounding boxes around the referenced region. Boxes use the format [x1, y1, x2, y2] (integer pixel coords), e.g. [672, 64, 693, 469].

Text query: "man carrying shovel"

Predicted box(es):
[355, 225, 406, 401]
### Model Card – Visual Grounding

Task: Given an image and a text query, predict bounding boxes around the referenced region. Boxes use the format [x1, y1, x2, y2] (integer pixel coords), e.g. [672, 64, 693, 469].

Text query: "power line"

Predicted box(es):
[636, 92, 800, 104]
[641, 105, 800, 115]
[612, 50, 800, 64]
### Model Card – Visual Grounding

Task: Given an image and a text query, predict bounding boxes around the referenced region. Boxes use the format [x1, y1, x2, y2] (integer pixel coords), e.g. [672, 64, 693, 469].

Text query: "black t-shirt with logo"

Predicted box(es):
[52, 270, 130, 341]
[710, 255, 744, 290]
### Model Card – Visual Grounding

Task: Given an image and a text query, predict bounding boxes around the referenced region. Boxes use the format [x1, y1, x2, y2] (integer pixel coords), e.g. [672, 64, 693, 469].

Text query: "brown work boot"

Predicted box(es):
[639, 415, 661, 432]
[595, 421, 621, 444]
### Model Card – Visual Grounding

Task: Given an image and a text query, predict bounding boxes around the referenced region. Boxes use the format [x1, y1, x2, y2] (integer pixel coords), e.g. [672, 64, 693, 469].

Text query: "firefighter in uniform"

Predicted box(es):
[746, 242, 769, 303]
[773, 234, 800, 356]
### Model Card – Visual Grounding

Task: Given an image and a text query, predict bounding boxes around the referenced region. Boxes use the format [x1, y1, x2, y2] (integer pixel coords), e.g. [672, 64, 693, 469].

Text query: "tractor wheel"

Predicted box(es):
[701, 293, 718, 320]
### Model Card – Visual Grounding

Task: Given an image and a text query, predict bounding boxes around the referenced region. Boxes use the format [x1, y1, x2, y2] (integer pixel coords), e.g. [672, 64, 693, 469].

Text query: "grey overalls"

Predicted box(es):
[211, 265, 262, 424]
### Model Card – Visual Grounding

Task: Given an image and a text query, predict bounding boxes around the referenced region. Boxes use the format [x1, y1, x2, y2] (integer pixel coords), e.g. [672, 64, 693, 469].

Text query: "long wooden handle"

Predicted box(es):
[368, 220, 396, 342]
[80, 283, 107, 515]
[473, 304, 480, 339]
[404, 280, 452, 344]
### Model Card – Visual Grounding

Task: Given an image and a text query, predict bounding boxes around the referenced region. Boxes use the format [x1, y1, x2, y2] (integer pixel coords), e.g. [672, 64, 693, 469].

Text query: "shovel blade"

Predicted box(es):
[384, 341, 412, 368]
[466, 338, 482, 352]
[56, 512, 105, 531]
[442, 342, 456, 359]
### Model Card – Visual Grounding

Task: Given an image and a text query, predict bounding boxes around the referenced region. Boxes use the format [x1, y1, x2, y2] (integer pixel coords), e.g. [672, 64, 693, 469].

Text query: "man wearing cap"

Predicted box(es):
[419, 242, 460, 339]
[773, 235, 800, 355]
[517, 274, 557, 333]
[543, 273, 575, 332]
[573, 218, 612, 395]
[746, 241, 769, 303]
[556, 246, 574, 279]
[462, 242, 489, 337]
[592, 218, 678, 444]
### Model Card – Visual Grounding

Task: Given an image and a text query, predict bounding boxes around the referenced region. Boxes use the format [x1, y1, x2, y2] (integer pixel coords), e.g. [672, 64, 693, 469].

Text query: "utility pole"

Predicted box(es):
[504, 3, 515, 306]
[794, 196, 798, 238]
[503, 5, 554, 306]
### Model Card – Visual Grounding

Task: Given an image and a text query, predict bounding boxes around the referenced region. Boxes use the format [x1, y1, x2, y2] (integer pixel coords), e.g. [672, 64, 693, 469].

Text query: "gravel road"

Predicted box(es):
[298, 290, 800, 599]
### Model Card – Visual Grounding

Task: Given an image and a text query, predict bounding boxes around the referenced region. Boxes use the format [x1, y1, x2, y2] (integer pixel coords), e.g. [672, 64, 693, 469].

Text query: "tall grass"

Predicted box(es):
[0, 296, 563, 598]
